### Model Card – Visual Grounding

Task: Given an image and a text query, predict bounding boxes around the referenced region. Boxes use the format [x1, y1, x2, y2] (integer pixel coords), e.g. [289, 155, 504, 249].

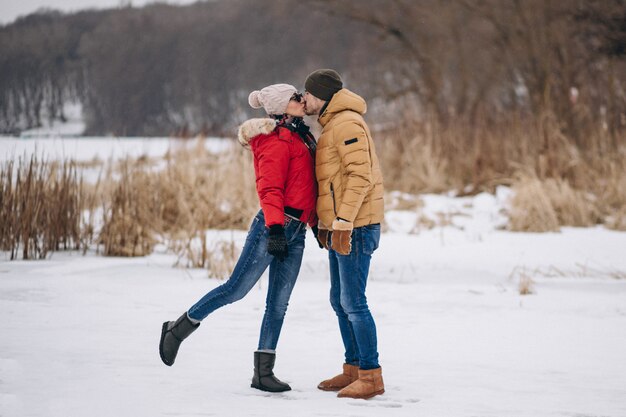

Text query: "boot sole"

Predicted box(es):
[317, 385, 344, 392]
[159, 322, 174, 366]
[338, 389, 385, 400]
[251, 383, 292, 393]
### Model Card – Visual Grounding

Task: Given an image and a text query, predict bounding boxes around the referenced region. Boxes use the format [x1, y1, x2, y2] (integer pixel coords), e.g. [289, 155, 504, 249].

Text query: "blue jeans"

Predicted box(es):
[328, 224, 381, 370]
[187, 210, 306, 350]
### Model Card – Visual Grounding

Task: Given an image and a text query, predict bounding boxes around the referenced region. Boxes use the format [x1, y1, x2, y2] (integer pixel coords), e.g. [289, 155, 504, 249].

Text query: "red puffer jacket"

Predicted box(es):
[237, 118, 317, 227]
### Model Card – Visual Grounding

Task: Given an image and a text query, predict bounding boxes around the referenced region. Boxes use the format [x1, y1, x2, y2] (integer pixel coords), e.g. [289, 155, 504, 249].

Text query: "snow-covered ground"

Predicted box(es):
[1, 138, 626, 416]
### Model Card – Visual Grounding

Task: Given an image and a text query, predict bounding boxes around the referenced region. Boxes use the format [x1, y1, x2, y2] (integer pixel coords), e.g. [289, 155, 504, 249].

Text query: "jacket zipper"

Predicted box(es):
[330, 182, 337, 215]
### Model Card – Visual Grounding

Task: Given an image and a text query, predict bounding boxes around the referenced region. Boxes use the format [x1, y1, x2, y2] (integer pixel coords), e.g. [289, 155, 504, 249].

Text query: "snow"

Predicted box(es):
[0, 136, 234, 163]
[0, 108, 233, 163]
[1, 138, 626, 416]
[18, 103, 86, 138]
[1, 0, 200, 25]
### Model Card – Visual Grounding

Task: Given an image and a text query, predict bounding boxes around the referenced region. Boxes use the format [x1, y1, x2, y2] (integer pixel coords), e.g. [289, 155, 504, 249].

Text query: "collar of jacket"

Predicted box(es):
[318, 88, 367, 127]
[317, 100, 331, 124]
[237, 118, 276, 148]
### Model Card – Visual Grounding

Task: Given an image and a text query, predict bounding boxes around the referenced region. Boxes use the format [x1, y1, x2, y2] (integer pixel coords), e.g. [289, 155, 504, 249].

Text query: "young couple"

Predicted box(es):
[159, 69, 385, 400]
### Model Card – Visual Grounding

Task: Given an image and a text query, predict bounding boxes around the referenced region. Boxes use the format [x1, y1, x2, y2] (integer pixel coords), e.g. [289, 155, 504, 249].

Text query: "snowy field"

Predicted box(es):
[1, 137, 626, 417]
[0, 136, 233, 163]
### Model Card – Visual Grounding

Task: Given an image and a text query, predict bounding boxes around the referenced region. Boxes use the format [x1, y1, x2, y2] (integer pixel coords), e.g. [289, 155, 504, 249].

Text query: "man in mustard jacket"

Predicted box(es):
[304, 69, 385, 400]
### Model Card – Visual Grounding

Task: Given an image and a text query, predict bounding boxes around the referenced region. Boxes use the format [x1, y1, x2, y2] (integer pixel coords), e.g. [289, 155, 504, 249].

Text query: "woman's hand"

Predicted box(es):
[267, 225, 288, 261]
[311, 224, 327, 249]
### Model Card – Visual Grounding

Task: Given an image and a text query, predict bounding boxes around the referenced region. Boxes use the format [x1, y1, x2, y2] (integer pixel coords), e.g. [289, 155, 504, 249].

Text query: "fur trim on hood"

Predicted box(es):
[237, 118, 276, 148]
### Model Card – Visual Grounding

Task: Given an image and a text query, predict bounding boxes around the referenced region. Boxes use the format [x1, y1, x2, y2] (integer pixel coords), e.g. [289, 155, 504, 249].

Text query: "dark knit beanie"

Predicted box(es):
[305, 69, 343, 101]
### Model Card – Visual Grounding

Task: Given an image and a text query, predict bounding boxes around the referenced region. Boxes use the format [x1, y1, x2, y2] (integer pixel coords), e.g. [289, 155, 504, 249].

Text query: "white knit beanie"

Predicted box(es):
[248, 84, 297, 115]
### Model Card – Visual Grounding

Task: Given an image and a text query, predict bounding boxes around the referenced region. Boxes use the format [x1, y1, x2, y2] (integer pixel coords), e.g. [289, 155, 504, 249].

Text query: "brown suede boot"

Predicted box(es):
[337, 367, 385, 399]
[317, 363, 359, 391]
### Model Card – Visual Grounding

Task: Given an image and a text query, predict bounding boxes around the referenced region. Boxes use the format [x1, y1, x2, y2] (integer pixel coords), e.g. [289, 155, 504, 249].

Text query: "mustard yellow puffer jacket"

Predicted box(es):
[315, 88, 384, 230]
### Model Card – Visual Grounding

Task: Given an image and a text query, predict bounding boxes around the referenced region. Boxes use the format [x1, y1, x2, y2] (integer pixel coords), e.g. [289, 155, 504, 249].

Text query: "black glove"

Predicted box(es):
[317, 228, 331, 250]
[311, 224, 324, 249]
[267, 224, 288, 261]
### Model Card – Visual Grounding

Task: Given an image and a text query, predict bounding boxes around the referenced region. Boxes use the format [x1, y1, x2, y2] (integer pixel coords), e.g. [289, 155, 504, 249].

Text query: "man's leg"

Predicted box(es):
[329, 248, 360, 365]
[335, 226, 379, 370]
[335, 225, 384, 399]
[317, 238, 362, 391]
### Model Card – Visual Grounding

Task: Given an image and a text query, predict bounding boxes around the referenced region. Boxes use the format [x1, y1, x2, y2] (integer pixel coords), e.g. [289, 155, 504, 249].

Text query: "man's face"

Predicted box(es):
[303, 92, 325, 116]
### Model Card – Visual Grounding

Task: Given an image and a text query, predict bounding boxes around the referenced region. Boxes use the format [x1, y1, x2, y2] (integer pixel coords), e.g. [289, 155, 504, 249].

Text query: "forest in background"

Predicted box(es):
[1, 0, 624, 138]
[0, 0, 396, 136]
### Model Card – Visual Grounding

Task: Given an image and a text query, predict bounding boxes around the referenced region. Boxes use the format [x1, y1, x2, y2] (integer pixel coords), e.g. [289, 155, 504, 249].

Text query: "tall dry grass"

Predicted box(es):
[507, 174, 602, 232]
[97, 137, 257, 273]
[152, 138, 257, 267]
[379, 112, 626, 231]
[0, 156, 84, 259]
[99, 161, 157, 256]
[3, 113, 623, 266]
[1, 138, 256, 278]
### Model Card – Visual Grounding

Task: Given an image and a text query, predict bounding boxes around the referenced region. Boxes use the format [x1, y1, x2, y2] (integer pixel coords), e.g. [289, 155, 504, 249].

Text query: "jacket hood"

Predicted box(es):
[237, 118, 276, 148]
[318, 89, 367, 126]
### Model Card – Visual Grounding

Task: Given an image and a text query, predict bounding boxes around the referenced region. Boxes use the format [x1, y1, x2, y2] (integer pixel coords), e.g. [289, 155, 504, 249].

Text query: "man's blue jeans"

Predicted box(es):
[328, 223, 381, 370]
[187, 210, 306, 350]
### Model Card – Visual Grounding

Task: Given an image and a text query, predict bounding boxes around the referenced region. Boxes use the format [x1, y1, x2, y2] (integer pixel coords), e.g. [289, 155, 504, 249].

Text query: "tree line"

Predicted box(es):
[0, 0, 625, 139]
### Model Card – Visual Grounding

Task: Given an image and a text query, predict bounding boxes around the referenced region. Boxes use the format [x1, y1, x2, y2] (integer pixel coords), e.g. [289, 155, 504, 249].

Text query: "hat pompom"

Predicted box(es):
[248, 91, 263, 109]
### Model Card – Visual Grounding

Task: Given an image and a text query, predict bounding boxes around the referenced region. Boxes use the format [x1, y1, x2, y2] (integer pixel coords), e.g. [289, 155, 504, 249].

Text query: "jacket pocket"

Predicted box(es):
[330, 182, 337, 216]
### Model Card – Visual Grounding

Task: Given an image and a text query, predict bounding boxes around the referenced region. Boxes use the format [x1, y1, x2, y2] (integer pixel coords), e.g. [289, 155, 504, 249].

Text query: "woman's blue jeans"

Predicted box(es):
[328, 224, 381, 370]
[187, 210, 306, 351]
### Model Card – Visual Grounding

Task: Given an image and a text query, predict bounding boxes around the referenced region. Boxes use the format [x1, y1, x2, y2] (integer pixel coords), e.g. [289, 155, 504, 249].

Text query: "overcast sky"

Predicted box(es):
[0, 0, 199, 25]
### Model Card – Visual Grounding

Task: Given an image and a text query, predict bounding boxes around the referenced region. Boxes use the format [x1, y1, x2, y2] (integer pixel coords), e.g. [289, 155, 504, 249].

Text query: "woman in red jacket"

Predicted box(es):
[159, 84, 318, 393]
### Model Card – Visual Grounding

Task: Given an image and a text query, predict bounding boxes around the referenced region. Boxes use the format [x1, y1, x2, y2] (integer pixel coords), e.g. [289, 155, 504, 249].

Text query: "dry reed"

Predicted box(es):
[3, 111, 623, 267]
[0, 155, 83, 259]
[99, 160, 157, 256]
[518, 273, 535, 295]
[96, 137, 258, 268]
[151, 139, 257, 268]
[509, 266, 536, 295]
[379, 112, 626, 231]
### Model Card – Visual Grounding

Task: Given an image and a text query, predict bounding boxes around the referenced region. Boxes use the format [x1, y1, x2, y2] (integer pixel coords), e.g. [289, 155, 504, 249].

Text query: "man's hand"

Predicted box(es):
[331, 218, 353, 255]
[267, 225, 288, 261]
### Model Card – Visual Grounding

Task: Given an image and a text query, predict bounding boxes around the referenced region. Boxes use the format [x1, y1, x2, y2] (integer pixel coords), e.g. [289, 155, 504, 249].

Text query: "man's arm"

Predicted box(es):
[334, 121, 373, 224]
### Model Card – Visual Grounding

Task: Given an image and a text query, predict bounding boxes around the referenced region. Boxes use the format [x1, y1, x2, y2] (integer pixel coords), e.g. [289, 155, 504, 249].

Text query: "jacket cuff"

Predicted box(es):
[268, 224, 284, 235]
[332, 219, 354, 231]
[262, 206, 285, 228]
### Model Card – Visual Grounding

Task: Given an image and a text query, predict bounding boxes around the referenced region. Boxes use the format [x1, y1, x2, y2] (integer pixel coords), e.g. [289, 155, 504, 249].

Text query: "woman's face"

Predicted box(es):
[285, 93, 305, 117]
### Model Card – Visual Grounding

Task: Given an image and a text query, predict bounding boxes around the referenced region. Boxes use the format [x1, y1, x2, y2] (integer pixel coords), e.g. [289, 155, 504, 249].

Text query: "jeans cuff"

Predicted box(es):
[359, 364, 380, 370]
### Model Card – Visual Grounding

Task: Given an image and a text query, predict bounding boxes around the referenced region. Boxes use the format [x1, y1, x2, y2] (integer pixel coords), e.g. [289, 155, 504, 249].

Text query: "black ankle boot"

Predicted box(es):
[159, 312, 200, 366]
[251, 351, 291, 392]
